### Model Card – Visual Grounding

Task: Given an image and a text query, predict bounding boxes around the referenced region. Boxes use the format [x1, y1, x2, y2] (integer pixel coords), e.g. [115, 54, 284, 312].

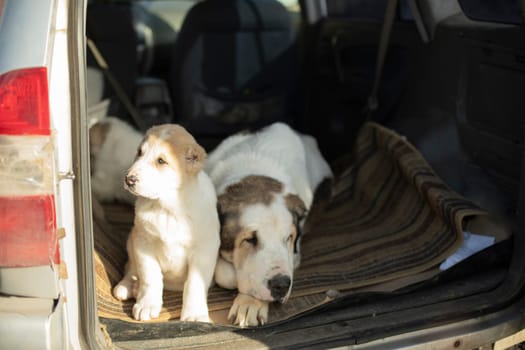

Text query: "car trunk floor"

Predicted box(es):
[93, 122, 492, 332]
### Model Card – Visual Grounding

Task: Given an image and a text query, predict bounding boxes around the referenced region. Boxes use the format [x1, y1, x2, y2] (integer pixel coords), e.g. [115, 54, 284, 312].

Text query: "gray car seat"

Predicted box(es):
[169, 0, 297, 145]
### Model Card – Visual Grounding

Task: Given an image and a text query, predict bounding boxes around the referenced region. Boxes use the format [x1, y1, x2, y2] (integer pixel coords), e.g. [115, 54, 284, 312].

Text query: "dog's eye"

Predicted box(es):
[157, 157, 167, 165]
[244, 231, 258, 246]
[287, 234, 293, 242]
[136, 148, 143, 157]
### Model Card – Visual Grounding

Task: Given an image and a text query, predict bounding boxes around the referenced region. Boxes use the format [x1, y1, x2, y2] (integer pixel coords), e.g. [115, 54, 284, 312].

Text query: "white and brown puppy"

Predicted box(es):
[205, 122, 332, 327]
[90, 116, 143, 205]
[112, 124, 220, 322]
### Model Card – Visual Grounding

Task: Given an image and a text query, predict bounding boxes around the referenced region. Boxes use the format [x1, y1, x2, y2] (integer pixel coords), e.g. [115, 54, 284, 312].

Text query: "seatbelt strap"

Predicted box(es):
[86, 38, 144, 130]
[406, 0, 429, 43]
[365, 0, 399, 120]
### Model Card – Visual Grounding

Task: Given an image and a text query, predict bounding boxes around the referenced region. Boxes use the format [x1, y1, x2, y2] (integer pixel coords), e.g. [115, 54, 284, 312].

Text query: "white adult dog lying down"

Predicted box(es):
[205, 122, 333, 327]
[112, 124, 220, 322]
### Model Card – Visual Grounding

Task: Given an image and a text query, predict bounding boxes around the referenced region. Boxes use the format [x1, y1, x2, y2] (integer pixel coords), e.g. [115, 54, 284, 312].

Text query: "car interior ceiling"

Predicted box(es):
[86, 0, 523, 344]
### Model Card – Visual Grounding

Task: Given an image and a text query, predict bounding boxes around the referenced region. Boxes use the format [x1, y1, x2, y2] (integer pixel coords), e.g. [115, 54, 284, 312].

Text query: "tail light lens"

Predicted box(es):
[0, 67, 59, 267]
[0, 195, 58, 266]
[0, 67, 50, 135]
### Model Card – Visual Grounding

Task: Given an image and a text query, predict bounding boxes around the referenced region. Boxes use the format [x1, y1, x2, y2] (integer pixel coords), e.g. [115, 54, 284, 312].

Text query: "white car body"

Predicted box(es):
[0, 0, 524, 349]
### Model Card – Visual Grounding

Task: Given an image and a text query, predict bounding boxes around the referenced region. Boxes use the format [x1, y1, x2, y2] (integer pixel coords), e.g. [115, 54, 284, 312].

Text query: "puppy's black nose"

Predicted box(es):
[268, 274, 291, 301]
[125, 174, 138, 187]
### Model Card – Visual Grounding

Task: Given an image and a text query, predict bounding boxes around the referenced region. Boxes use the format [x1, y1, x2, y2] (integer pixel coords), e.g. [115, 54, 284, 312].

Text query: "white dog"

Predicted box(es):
[205, 122, 332, 327]
[112, 124, 220, 322]
[90, 117, 143, 205]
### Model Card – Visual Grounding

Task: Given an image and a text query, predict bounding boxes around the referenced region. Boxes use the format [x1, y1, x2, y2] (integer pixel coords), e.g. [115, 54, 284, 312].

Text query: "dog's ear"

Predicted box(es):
[285, 193, 307, 254]
[89, 121, 111, 156]
[184, 144, 206, 174]
[285, 193, 307, 221]
[89, 121, 111, 176]
[217, 196, 239, 252]
[220, 249, 234, 263]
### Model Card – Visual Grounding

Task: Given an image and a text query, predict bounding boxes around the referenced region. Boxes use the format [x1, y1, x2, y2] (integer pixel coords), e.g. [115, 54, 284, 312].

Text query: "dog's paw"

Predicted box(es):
[132, 297, 162, 321]
[228, 293, 269, 327]
[180, 313, 211, 323]
[180, 300, 211, 323]
[113, 282, 133, 301]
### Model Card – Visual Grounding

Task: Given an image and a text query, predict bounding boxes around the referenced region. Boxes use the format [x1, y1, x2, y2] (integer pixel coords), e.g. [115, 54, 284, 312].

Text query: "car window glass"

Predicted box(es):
[325, 0, 413, 22]
[458, 0, 522, 24]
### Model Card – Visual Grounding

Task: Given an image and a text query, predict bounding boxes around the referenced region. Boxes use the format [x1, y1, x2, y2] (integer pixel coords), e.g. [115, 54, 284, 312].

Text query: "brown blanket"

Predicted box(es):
[94, 122, 485, 325]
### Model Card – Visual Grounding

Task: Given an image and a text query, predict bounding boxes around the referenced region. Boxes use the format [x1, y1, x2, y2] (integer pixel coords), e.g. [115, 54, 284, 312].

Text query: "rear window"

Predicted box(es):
[458, 0, 522, 24]
[326, 0, 388, 19]
[325, 0, 413, 21]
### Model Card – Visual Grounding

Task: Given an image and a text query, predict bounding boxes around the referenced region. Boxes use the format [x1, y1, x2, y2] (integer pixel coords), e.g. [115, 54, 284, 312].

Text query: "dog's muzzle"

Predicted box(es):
[125, 174, 138, 188]
[267, 274, 291, 303]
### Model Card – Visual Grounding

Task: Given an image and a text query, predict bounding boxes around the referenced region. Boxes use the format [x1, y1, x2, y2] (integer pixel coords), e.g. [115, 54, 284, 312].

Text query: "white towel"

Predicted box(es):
[440, 231, 495, 270]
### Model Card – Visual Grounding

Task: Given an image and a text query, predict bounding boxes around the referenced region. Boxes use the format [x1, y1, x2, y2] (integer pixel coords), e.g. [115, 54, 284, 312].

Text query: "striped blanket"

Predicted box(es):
[94, 122, 484, 324]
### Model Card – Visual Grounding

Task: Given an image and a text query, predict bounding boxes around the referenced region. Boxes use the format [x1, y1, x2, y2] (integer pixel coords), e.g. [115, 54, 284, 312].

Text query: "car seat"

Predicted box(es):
[168, 0, 297, 145]
[86, 1, 173, 132]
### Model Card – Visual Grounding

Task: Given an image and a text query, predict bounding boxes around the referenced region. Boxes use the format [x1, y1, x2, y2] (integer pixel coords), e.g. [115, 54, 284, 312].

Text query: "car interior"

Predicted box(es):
[86, 0, 524, 348]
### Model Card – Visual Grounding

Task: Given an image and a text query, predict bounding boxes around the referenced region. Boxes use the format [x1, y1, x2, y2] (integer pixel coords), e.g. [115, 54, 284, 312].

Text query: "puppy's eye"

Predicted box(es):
[157, 157, 167, 165]
[136, 148, 143, 157]
[244, 231, 258, 246]
[287, 234, 293, 242]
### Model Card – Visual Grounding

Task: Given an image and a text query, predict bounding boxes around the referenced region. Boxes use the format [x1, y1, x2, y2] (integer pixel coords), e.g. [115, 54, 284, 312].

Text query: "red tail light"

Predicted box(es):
[0, 67, 50, 135]
[0, 67, 58, 267]
[0, 195, 59, 267]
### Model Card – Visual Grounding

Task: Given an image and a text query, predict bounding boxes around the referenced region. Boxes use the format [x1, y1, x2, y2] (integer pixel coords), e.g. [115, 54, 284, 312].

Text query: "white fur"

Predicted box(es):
[90, 117, 142, 205]
[206, 123, 315, 206]
[235, 200, 296, 302]
[206, 122, 332, 327]
[112, 125, 220, 322]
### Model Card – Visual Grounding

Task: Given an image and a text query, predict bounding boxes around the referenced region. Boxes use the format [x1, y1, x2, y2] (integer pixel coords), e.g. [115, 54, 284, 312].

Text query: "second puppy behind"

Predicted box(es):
[90, 116, 143, 205]
[112, 124, 220, 322]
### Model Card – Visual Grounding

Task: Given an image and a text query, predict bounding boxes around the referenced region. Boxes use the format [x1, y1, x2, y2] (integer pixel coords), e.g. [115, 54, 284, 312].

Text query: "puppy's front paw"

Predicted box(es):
[180, 300, 211, 323]
[228, 293, 269, 327]
[132, 296, 162, 321]
[113, 278, 135, 301]
[180, 313, 211, 323]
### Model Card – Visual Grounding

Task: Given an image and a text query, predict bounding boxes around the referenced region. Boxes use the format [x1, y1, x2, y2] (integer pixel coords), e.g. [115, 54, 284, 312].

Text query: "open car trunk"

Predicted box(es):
[82, 0, 525, 348]
[93, 124, 512, 348]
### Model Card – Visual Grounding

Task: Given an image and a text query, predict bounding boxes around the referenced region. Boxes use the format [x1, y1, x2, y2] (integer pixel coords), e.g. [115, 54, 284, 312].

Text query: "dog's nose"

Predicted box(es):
[268, 274, 291, 301]
[125, 174, 138, 187]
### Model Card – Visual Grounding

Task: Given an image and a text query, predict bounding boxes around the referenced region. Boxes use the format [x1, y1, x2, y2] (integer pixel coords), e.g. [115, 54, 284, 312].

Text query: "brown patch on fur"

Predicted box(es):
[232, 230, 258, 268]
[217, 175, 283, 252]
[285, 194, 307, 221]
[89, 121, 111, 155]
[89, 121, 111, 175]
[145, 124, 206, 176]
[218, 211, 241, 254]
[219, 176, 283, 209]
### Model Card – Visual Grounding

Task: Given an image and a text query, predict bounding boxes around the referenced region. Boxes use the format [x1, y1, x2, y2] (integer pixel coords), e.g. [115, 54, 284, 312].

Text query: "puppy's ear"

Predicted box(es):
[89, 122, 111, 176]
[285, 193, 307, 221]
[184, 144, 206, 174]
[220, 249, 234, 263]
[89, 121, 111, 156]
